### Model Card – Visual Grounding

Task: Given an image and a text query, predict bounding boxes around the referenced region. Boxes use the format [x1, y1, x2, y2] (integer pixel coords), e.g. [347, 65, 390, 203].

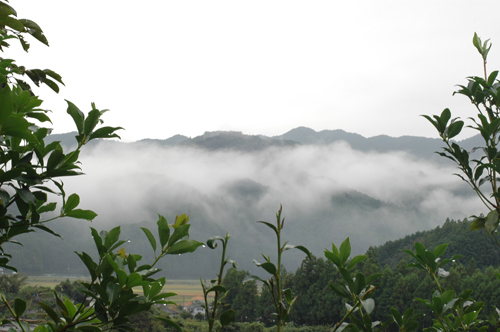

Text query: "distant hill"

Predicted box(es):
[373, 218, 500, 270]
[45, 126, 482, 160]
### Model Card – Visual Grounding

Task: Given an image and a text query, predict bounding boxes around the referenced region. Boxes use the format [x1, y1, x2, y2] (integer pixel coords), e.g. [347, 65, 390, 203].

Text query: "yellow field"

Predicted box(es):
[26, 276, 208, 305]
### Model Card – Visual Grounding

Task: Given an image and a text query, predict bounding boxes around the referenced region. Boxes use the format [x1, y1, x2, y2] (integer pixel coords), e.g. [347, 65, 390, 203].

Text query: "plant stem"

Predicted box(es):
[276, 211, 282, 332]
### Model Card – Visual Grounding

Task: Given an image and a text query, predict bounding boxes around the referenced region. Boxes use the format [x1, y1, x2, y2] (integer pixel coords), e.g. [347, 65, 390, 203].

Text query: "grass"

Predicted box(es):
[25, 275, 209, 305]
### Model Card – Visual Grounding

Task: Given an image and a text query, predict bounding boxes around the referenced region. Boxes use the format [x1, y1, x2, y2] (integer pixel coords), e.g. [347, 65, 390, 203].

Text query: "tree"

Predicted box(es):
[221, 268, 258, 323]
[0, 3, 203, 332]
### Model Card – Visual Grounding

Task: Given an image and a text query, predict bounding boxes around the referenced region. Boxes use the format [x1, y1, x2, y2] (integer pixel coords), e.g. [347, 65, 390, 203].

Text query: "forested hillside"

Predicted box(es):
[374, 218, 500, 270]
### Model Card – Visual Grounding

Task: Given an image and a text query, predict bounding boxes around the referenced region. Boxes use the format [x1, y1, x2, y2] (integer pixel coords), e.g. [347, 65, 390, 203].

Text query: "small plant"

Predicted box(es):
[325, 237, 385, 332]
[423, 33, 500, 242]
[251, 205, 311, 332]
[201, 232, 237, 332]
[404, 242, 485, 332]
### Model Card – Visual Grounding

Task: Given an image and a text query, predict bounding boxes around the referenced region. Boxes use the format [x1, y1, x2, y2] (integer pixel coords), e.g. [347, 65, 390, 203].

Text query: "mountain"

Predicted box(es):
[373, 218, 500, 270]
[45, 126, 479, 159]
[18, 126, 484, 278]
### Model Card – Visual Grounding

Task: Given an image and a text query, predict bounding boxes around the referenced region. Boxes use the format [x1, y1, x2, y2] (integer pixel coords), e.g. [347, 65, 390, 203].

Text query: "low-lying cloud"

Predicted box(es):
[60, 139, 482, 266]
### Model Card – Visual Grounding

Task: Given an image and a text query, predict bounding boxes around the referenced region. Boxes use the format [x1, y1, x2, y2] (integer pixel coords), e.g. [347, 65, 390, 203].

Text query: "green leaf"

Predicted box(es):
[106, 283, 121, 304]
[157, 215, 170, 248]
[339, 238, 351, 264]
[64, 298, 77, 318]
[89, 126, 123, 140]
[84, 109, 100, 136]
[104, 226, 121, 249]
[5, 16, 24, 32]
[324, 250, 342, 267]
[156, 317, 183, 332]
[207, 285, 226, 293]
[167, 223, 190, 247]
[283, 244, 311, 258]
[253, 260, 277, 275]
[485, 209, 499, 235]
[39, 302, 60, 323]
[16, 187, 36, 205]
[433, 244, 448, 258]
[66, 100, 84, 135]
[390, 307, 403, 326]
[284, 288, 292, 304]
[347, 255, 367, 270]
[65, 209, 97, 221]
[166, 240, 203, 255]
[43, 69, 64, 85]
[13, 298, 26, 318]
[64, 193, 80, 213]
[141, 227, 157, 253]
[470, 216, 486, 230]
[126, 272, 142, 288]
[329, 283, 352, 300]
[447, 121, 464, 139]
[257, 220, 278, 235]
[220, 309, 236, 327]
[43, 78, 59, 93]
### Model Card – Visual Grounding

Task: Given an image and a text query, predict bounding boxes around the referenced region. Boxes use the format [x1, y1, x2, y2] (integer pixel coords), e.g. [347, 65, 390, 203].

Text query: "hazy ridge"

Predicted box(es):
[11, 127, 485, 278]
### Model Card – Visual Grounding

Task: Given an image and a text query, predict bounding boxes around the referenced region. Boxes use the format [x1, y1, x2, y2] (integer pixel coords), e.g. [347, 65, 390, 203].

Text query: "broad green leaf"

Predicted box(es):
[253, 260, 277, 275]
[470, 217, 486, 230]
[433, 243, 448, 258]
[65, 193, 80, 213]
[66, 209, 97, 221]
[283, 244, 311, 259]
[329, 283, 352, 300]
[89, 126, 123, 140]
[39, 302, 60, 323]
[207, 285, 226, 293]
[84, 109, 100, 136]
[220, 309, 236, 327]
[485, 209, 499, 235]
[414, 242, 426, 259]
[104, 226, 121, 249]
[151, 292, 177, 302]
[390, 307, 403, 326]
[141, 227, 157, 253]
[284, 288, 292, 304]
[346, 255, 367, 270]
[324, 250, 342, 267]
[66, 100, 85, 135]
[16, 187, 36, 205]
[166, 240, 203, 255]
[257, 220, 278, 235]
[156, 317, 183, 332]
[127, 272, 142, 288]
[106, 283, 121, 304]
[13, 298, 26, 318]
[37, 202, 57, 213]
[157, 215, 170, 248]
[167, 223, 190, 247]
[339, 238, 351, 264]
[64, 297, 77, 319]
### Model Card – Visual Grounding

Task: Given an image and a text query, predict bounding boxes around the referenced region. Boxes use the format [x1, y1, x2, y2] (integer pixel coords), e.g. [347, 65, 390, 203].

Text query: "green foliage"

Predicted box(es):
[201, 232, 237, 332]
[221, 268, 258, 323]
[0, 3, 204, 332]
[250, 205, 311, 332]
[423, 33, 500, 241]
[324, 238, 385, 332]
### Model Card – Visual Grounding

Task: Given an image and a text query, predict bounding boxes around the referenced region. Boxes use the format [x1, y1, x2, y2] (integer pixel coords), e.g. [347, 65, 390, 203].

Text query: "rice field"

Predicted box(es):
[25, 276, 208, 305]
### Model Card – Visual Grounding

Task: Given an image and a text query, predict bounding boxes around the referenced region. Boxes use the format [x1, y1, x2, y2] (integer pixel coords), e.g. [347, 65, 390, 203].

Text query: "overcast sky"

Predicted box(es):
[9, 1, 500, 142]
